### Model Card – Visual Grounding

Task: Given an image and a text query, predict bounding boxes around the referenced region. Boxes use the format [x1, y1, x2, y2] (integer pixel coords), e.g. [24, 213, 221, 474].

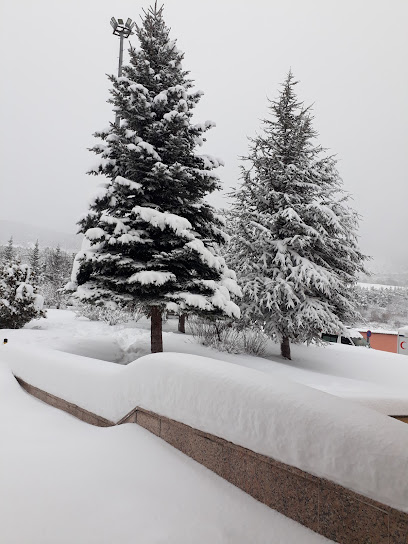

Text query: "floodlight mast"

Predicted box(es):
[110, 17, 135, 126]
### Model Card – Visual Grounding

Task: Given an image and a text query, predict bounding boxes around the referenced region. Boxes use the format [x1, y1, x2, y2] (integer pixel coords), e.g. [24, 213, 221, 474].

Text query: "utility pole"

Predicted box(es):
[110, 17, 135, 127]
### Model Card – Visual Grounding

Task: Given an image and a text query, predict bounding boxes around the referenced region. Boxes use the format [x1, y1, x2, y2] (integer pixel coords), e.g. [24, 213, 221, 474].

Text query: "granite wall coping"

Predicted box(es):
[15, 375, 408, 544]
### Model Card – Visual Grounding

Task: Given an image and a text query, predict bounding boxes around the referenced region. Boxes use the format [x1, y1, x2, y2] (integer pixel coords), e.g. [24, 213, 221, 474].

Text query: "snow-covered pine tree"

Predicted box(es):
[227, 72, 367, 360]
[3, 237, 14, 263]
[44, 245, 72, 309]
[0, 261, 45, 329]
[71, 4, 240, 352]
[30, 240, 42, 283]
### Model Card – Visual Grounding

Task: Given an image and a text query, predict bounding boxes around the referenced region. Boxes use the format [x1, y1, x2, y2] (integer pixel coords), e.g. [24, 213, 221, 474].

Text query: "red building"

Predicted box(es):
[359, 330, 397, 353]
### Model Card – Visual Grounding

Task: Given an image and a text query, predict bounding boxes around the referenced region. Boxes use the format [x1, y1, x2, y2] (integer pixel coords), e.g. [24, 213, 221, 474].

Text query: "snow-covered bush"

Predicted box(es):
[188, 318, 228, 347]
[188, 318, 267, 355]
[75, 301, 141, 326]
[98, 306, 138, 326]
[240, 327, 268, 356]
[0, 261, 45, 329]
[74, 301, 102, 322]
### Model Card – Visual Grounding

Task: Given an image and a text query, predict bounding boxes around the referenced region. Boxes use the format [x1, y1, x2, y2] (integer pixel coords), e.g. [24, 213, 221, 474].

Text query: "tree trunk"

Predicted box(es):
[280, 336, 291, 360]
[178, 314, 186, 333]
[151, 306, 163, 353]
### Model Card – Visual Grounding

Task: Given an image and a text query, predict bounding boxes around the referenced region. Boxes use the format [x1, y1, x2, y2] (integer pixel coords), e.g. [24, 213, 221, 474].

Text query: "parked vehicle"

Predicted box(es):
[322, 328, 369, 347]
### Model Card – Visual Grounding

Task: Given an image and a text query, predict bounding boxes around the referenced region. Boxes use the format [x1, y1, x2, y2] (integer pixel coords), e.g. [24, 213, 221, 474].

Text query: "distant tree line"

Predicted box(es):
[355, 285, 408, 329]
[0, 237, 74, 309]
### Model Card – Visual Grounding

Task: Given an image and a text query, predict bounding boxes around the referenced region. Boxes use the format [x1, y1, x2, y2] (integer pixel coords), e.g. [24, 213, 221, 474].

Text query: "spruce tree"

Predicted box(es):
[30, 240, 42, 283]
[227, 72, 366, 360]
[3, 237, 14, 263]
[44, 245, 71, 309]
[72, 4, 240, 352]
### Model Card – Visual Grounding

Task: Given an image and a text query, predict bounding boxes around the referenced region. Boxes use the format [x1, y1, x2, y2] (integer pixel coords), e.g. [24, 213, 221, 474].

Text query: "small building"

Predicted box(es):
[359, 329, 398, 353]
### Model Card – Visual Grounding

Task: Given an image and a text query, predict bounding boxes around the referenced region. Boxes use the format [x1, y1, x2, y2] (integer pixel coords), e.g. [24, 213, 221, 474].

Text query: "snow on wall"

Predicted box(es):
[2, 346, 408, 513]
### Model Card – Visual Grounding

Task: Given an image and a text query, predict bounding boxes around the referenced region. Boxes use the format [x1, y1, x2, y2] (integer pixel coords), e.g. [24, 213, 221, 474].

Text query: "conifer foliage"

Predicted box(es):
[227, 72, 366, 359]
[71, 4, 240, 352]
[3, 237, 14, 262]
[30, 240, 41, 283]
[44, 245, 71, 309]
[0, 261, 45, 329]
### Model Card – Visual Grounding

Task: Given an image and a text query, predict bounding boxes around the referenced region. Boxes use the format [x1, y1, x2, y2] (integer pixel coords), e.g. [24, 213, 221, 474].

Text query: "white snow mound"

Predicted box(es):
[2, 347, 408, 513]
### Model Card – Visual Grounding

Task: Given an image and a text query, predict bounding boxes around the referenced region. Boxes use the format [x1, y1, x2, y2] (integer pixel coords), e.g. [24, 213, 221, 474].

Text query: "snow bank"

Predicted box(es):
[2, 346, 408, 513]
[0, 363, 331, 544]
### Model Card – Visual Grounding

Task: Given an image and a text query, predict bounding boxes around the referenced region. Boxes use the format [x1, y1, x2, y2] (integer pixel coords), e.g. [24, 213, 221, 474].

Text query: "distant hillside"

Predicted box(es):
[0, 220, 82, 252]
[360, 272, 408, 288]
[360, 258, 408, 287]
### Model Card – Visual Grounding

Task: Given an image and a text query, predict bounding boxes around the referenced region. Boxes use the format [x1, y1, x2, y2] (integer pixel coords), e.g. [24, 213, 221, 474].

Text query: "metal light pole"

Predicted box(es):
[110, 17, 135, 126]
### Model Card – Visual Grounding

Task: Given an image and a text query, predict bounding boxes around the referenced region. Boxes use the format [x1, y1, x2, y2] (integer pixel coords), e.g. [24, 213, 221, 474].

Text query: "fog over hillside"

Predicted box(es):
[0, 220, 82, 252]
[1, 219, 407, 287]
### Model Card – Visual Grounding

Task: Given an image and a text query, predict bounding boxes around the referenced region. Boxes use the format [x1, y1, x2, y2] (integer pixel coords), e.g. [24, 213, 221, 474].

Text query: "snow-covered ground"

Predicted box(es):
[0, 363, 332, 544]
[2, 310, 408, 515]
[5, 309, 408, 415]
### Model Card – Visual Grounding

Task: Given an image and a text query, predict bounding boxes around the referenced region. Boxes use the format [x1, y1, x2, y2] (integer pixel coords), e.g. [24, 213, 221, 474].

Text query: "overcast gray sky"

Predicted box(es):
[1, 0, 407, 271]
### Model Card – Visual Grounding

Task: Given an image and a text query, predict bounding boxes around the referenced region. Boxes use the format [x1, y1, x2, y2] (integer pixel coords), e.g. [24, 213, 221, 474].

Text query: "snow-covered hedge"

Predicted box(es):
[2, 346, 408, 513]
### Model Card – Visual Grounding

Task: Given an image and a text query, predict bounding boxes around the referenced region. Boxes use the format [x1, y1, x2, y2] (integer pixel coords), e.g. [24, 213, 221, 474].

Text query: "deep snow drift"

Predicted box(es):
[2, 341, 408, 514]
[0, 364, 333, 544]
[5, 309, 408, 415]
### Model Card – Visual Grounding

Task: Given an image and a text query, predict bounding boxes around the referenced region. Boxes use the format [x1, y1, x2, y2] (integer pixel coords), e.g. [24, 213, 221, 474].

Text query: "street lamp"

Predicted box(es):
[110, 17, 135, 126]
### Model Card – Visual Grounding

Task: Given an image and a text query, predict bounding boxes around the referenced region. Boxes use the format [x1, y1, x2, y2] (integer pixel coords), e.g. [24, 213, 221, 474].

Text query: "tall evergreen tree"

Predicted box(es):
[3, 237, 14, 263]
[227, 72, 367, 359]
[71, 4, 240, 352]
[30, 240, 42, 283]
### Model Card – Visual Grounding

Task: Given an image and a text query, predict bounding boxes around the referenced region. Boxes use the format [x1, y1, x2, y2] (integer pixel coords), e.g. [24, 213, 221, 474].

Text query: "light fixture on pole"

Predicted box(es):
[110, 17, 135, 126]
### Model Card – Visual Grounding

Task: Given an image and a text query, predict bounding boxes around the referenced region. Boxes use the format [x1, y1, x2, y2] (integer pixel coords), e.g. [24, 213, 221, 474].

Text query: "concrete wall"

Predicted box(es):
[15, 376, 408, 544]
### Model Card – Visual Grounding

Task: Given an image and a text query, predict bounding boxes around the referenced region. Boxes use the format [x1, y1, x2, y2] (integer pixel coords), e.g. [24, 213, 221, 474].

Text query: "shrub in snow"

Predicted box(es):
[75, 301, 140, 326]
[74, 301, 102, 322]
[226, 72, 367, 359]
[240, 327, 268, 356]
[188, 317, 267, 356]
[0, 261, 45, 329]
[188, 318, 227, 348]
[71, 5, 240, 353]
